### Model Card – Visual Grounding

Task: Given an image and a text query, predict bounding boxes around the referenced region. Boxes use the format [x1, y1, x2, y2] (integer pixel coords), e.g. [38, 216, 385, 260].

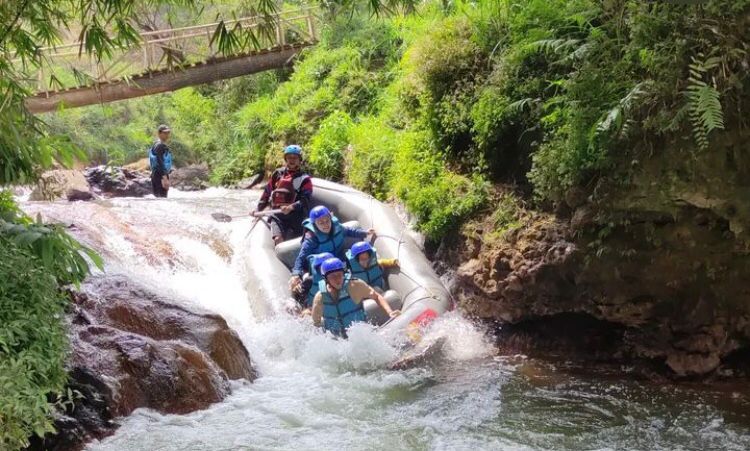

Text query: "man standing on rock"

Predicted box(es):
[149, 124, 173, 198]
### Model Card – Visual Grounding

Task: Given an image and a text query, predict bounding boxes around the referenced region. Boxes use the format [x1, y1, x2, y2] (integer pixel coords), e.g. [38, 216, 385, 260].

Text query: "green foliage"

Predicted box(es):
[0, 239, 69, 450]
[346, 116, 398, 199]
[308, 111, 353, 180]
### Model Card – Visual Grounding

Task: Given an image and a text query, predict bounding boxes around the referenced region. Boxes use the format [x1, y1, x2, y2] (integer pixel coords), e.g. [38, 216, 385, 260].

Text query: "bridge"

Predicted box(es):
[24, 9, 318, 114]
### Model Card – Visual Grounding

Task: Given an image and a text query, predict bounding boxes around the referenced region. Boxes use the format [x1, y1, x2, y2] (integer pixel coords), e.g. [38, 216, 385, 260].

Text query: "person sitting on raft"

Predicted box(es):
[252, 144, 313, 245]
[289, 205, 374, 293]
[345, 241, 399, 291]
[300, 252, 334, 308]
[312, 257, 400, 338]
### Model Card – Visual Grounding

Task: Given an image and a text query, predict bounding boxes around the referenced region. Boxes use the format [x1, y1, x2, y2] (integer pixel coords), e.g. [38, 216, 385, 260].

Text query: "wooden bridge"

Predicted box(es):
[24, 9, 318, 114]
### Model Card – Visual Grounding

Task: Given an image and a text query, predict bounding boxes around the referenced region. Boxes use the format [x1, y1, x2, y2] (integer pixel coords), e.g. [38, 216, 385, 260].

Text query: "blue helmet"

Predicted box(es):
[309, 205, 331, 222]
[321, 257, 345, 276]
[350, 241, 373, 258]
[313, 252, 334, 269]
[284, 144, 302, 156]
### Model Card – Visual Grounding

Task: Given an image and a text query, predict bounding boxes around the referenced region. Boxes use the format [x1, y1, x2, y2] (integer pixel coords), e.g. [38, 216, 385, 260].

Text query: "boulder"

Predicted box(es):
[37, 275, 256, 449]
[169, 163, 210, 191]
[29, 169, 92, 201]
[84, 165, 152, 198]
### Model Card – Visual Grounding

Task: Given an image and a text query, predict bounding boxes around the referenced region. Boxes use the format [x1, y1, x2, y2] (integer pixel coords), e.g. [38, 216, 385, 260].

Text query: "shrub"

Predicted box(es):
[307, 111, 353, 180]
[346, 116, 398, 199]
[0, 240, 68, 449]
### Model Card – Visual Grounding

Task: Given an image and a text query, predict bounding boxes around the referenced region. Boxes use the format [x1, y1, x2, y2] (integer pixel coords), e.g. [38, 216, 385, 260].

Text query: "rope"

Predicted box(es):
[319, 182, 441, 306]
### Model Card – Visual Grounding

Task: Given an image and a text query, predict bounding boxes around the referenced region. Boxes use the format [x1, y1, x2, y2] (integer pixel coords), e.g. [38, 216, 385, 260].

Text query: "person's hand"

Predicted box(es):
[393, 259, 400, 268]
[161, 176, 170, 190]
[250, 209, 258, 217]
[389, 310, 401, 318]
[280, 204, 294, 215]
[367, 228, 376, 238]
[301, 308, 312, 317]
[289, 275, 303, 293]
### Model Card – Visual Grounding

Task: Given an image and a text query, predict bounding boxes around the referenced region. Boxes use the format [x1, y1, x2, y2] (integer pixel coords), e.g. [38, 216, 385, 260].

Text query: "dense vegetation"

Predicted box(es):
[49, 0, 749, 239]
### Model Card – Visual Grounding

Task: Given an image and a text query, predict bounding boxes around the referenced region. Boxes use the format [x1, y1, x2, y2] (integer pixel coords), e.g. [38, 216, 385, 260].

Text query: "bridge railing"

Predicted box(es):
[27, 7, 318, 94]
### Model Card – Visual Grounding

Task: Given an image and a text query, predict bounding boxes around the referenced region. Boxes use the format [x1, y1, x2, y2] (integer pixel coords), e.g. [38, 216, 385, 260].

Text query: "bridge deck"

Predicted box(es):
[26, 42, 312, 114]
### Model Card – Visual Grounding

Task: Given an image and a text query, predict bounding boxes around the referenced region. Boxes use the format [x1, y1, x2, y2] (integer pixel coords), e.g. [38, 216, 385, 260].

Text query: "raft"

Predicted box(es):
[243, 178, 452, 337]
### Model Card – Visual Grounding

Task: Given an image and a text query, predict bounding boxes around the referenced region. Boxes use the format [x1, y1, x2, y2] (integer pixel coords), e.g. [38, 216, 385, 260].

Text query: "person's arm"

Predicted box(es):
[379, 258, 399, 270]
[291, 233, 316, 277]
[343, 226, 374, 240]
[291, 176, 313, 213]
[350, 280, 399, 317]
[256, 170, 278, 211]
[153, 144, 166, 177]
[311, 292, 324, 327]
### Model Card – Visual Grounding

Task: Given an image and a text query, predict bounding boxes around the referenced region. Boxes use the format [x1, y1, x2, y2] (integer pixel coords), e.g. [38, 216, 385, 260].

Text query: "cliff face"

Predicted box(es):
[445, 127, 750, 377]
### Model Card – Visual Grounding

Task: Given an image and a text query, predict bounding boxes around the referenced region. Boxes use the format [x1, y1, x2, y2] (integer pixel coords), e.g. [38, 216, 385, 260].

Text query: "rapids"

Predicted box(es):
[20, 189, 750, 451]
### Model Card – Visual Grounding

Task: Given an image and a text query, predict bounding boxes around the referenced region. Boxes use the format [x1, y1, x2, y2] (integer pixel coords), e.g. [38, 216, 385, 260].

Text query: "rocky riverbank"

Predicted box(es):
[30, 275, 256, 450]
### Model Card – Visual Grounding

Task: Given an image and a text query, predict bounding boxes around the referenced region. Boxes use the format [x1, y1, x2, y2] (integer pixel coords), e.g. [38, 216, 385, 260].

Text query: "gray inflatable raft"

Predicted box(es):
[243, 178, 452, 337]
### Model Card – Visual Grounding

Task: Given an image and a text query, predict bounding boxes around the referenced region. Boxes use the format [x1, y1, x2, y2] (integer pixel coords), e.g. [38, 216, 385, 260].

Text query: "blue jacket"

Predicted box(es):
[320, 274, 366, 337]
[346, 248, 384, 289]
[292, 217, 367, 276]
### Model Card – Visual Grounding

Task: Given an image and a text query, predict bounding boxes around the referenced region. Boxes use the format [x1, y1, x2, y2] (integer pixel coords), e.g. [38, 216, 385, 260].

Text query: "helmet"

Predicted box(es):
[309, 205, 331, 222]
[321, 257, 345, 276]
[284, 145, 302, 156]
[313, 252, 334, 269]
[350, 241, 373, 258]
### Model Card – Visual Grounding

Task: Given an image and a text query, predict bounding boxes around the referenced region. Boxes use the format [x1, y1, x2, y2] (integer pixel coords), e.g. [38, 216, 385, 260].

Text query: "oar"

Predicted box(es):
[211, 209, 282, 222]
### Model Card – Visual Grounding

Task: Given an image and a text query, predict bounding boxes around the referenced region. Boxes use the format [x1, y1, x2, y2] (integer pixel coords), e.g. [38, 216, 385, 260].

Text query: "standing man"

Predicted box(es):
[149, 124, 173, 198]
[252, 145, 313, 245]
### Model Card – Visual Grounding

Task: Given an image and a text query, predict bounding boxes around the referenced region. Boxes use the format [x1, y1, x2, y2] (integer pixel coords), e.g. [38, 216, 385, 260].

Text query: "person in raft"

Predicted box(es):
[312, 257, 400, 338]
[300, 252, 334, 308]
[289, 205, 374, 294]
[345, 241, 399, 291]
[252, 144, 313, 245]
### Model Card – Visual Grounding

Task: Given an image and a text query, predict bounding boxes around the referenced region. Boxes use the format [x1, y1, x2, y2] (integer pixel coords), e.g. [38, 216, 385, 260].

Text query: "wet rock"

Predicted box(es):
[234, 173, 263, 190]
[169, 163, 210, 191]
[39, 275, 256, 449]
[84, 165, 152, 198]
[29, 169, 93, 201]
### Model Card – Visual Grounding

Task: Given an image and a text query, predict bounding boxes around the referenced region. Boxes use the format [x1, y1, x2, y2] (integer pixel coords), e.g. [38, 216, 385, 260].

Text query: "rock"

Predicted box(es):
[169, 163, 210, 191]
[666, 352, 721, 376]
[84, 165, 152, 198]
[29, 169, 93, 201]
[38, 275, 256, 449]
[234, 173, 264, 190]
[123, 158, 150, 173]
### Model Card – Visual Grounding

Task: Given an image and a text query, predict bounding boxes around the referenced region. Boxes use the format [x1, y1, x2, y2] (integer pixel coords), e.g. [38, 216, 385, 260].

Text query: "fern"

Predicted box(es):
[684, 53, 724, 149]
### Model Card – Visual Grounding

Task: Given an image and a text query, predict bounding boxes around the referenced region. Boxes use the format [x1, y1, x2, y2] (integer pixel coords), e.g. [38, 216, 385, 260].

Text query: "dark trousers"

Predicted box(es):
[268, 210, 304, 240]
[151, 173, 168, 198]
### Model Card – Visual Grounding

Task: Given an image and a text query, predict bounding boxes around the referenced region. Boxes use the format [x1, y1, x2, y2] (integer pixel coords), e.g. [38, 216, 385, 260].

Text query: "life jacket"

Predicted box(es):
[306, 254, 325, 307]
[148, 143, 172, 173]
[270, 169, 310, 207]
[345, 248, 384, 289]
[319, 274, 366, 337]
[302, 216, 345, 256]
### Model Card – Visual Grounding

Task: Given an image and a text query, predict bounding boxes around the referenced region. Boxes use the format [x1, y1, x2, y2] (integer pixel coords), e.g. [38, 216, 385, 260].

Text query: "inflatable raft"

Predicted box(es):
[243, 178, 452, 338]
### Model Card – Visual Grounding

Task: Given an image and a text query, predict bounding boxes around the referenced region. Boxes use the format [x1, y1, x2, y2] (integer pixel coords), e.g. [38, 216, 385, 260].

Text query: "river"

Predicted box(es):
[20, 189, 750, 451]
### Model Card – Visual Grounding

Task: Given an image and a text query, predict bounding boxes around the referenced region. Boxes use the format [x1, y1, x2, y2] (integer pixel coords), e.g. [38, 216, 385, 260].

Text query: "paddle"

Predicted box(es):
[211, 209, 282, 222]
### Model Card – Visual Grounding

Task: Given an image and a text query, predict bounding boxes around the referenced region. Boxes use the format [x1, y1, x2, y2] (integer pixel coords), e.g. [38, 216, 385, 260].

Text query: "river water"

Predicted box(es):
[21, 189, 750, 451]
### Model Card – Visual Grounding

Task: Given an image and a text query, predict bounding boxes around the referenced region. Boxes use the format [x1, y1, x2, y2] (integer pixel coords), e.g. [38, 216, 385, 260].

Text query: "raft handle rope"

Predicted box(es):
[318, 184, 440, 303]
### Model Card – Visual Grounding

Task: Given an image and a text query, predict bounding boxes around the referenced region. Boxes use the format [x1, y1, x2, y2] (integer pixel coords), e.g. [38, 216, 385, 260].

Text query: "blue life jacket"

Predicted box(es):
[319, 274, 366, 337]
[302, 216, 345, 257]
[306, 254, 325, 307]
[346, 248, 384, 289]
[149, 143, 172, 173]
